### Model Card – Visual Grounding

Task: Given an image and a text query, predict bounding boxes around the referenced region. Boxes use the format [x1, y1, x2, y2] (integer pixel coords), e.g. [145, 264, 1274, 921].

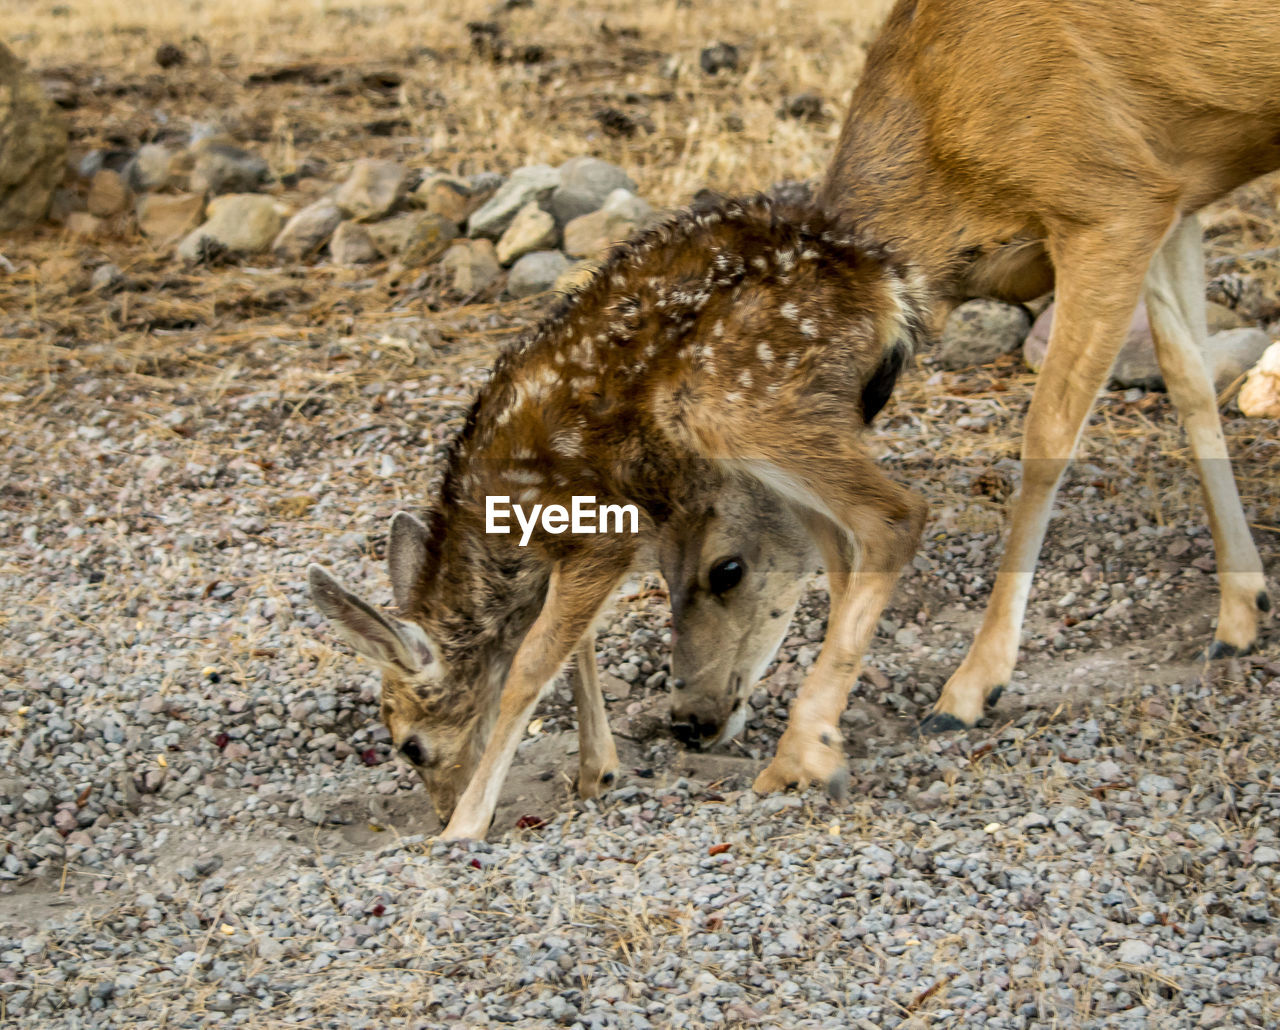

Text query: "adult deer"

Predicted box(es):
[311, 0, 1275, 838]
[668, 0, 1278, 743]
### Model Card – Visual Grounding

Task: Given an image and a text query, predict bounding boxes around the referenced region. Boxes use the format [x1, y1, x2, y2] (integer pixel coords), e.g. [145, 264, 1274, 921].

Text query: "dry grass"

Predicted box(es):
[2, 0, 895, 202]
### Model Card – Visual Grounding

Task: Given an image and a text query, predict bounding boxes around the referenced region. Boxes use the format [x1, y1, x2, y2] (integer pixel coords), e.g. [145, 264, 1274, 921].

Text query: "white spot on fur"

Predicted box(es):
[779, 302, 800, 322]
[756, 342, 773, 363]
[551, 429, 584, 457]
[799, 319, 818, 338]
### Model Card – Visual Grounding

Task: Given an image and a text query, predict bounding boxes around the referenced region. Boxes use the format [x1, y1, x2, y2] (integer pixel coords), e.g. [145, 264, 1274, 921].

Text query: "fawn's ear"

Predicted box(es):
[308, 564, 435, 674]
[387, 511, 431, 612]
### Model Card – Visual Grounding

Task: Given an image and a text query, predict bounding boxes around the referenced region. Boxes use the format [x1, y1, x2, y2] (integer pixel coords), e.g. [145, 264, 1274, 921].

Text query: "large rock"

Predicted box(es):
[1026, 301, 1271, 392]
[136, 192, 204, 246]
[1208, 328, 1272, 393]
[127, 143, 177, 192]
[1025, 301, 1157, 388]
[1206, 299, 1244, 333]
[64, 211, 104, 240]
[272, 199, 342, 261]
[507, 250, 570, 298]
[329, 221, 379, 265]
[562, 188, 653, 259]
[86, 168, 130, 217]
[0, 41, 68, 231]
[1206, 247, 1280, 323]
[410, 174, 485, 225]
[177, 194, 291, 261]
[191, 140, 270, 195]
[549, 156, 636, 225]
[936, 299, 1031, 370]
[496, 201, 558, 265]
[467, 164, 560, 240]
[1238, 341, 1280, 418]
[367, 211, 457, 266]
[439, 238, 501, 295]
[333, 159, 406, 221]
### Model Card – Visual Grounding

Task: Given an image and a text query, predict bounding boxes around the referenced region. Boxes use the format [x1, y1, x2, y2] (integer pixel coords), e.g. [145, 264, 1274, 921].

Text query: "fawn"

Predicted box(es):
[313, 0, 1277, 838]
[311, 462, 816, 835]
[312, 197, 928, 839]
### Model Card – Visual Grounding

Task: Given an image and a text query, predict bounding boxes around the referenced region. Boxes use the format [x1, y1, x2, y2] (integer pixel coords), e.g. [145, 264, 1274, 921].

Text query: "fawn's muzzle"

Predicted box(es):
[669, 713, 723, 748]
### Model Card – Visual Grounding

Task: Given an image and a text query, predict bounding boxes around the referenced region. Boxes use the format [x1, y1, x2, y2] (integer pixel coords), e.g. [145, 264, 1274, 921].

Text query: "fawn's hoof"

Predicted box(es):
[575, 766, 620, 799]
[753, 728, 847, 797]
[437, 824, 482, 843]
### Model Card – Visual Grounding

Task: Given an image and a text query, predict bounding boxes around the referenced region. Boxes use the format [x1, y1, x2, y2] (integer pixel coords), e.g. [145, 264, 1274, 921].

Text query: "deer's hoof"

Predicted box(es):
[826, 765, 851, 801]
[1206, 639, 1250, 660]
[576, 766, 620, 799]
[753, 728, 846, 796]
[918, 683, 1005, 735]
[917, 711, 972, 735]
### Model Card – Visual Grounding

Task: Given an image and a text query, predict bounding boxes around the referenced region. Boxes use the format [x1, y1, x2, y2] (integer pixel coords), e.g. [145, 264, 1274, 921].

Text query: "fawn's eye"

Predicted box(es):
[709, 557, 745, 595]
[399, 738, 427, 766]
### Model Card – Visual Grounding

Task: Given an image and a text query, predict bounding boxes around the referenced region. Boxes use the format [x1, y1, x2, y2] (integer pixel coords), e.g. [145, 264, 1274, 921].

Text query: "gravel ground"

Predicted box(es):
[1, 308, 1278, 1026]
[2, 2, 1279, 1021]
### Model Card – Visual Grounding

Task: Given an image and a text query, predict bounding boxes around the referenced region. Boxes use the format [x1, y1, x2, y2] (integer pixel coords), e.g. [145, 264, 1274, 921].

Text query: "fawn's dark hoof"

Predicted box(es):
[1257, 590, 1272, 614]
[985, 684, 1005, 708]
[826, 766, 850, 801]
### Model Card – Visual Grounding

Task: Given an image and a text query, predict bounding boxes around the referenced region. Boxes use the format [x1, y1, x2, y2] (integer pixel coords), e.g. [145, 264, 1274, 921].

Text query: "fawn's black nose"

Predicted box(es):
[670, 714, 719, 748]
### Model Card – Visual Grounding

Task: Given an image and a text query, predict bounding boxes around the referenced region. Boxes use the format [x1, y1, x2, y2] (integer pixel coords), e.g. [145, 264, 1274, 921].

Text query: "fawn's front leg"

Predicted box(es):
[570, 629, 621, 798]
[753, 469, 926, 796]
[715, 443, 925, 798]
[440, 560, 627, 842]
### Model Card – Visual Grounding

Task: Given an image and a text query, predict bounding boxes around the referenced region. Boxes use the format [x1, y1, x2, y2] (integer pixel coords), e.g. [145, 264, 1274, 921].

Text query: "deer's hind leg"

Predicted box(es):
[570, 629, 621, 798]
[1144, 215, 1269, 656]
[921, 221, 1171, 732]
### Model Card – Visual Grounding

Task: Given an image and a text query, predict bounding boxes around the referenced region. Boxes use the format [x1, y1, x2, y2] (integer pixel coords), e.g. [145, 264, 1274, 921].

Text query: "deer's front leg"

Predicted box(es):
[440, 561, 625, 841]
[749, 460, 926, 798]
[570, 629, 621, 798]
